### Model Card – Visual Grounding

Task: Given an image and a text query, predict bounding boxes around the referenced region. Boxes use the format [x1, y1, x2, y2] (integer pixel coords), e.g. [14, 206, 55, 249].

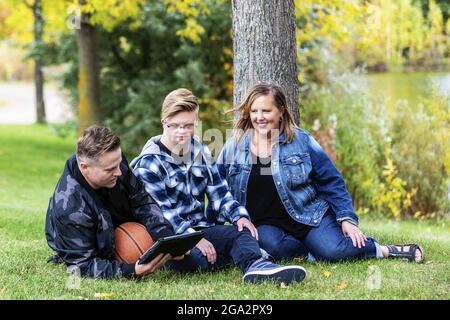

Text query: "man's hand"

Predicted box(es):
[195, 238, 217, 264]
[134, 253, 171, 277]
[341, 221, 367, 248]
[236, 217, 259, 240]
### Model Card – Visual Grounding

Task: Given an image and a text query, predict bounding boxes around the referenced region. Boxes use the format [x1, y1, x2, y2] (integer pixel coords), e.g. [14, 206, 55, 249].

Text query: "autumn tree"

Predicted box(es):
[1, 0, 47, 123]
[76, 0, 100, 132]
[28, 0, 46, 123]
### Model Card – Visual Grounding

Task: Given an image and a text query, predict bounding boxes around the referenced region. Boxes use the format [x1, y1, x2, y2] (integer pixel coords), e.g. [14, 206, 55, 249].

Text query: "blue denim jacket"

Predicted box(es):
[213, 128, 359, 227]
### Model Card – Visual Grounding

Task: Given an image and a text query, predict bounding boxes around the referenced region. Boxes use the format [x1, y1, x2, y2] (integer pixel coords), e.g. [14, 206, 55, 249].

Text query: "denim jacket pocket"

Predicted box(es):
[281, 154, 309, 189]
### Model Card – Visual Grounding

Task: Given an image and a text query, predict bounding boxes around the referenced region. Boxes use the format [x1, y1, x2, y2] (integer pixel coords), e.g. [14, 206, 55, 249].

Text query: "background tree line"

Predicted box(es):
[0, 0, 448, 219]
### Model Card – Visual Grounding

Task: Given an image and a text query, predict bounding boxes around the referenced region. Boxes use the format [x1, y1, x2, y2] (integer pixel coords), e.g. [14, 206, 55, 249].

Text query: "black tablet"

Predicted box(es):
[137, 230, 204, 265]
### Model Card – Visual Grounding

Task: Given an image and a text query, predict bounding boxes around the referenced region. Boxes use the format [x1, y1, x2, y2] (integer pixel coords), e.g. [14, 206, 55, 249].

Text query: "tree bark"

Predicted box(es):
[77, 2, 101, 133]
[232, 0, 300, 124]
[32, 0, 46, 123]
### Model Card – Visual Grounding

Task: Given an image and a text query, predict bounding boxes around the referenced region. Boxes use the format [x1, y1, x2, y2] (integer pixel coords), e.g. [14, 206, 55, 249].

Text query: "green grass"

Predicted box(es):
[0, 125, 449, 300]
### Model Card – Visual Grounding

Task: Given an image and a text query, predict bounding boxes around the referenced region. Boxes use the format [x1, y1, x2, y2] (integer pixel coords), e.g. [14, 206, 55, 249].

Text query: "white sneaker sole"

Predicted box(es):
[243, 266, 307, 285]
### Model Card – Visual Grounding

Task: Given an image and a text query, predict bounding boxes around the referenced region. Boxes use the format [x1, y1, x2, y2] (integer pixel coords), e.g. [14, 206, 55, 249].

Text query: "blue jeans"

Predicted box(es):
[165, 225, 262, 274]
[257, 213, 378, 262]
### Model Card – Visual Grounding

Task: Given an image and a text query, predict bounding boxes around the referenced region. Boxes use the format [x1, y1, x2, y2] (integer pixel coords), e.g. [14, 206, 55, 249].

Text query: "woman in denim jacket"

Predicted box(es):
[214, 83, 424, 263]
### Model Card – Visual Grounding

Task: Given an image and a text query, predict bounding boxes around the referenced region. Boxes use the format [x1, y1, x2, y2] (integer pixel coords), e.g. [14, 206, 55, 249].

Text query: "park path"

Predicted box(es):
[0, 82, 73, 124]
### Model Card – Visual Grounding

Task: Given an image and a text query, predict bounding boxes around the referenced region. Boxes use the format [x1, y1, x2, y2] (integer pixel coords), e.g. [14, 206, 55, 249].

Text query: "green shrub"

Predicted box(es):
[301, 54, 449, 218]
[389, 89, 450, 218]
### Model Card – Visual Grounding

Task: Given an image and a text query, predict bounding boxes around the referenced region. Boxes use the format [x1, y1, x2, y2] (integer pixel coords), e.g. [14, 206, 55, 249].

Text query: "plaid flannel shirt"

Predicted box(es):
[131, 136, 249, 234]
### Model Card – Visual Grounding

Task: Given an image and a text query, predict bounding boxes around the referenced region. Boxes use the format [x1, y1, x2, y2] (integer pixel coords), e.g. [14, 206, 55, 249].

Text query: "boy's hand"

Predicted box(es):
[196, 238, 217, 264]
[236, 217, 259, 240]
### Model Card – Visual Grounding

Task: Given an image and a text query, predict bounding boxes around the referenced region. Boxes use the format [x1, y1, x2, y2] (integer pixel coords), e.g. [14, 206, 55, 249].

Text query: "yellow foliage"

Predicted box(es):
[295, 0, 450, 70]
[164, 0, 209, 44]
[2, 0, 145, 44]
[119, 36, 131, 54]
[0, 2, 16, 39]
[80, 0, 145, 32]
[0, 42, 33, 81]
[3, 1, 33, 43]
[372, 156, 417, 219]
[175, 17, 205, 44]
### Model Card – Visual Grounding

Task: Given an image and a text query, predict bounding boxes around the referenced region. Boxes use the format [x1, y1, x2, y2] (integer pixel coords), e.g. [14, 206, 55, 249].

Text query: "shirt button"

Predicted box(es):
[241, 189, 245, 193]
[277, 181, 281, 185]
[313, 219, 318, 223]
[293, 160, 297, 163]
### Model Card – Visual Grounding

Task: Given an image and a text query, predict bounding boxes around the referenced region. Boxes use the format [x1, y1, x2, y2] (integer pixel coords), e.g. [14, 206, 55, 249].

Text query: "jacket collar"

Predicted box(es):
[130, 135, 205, 167]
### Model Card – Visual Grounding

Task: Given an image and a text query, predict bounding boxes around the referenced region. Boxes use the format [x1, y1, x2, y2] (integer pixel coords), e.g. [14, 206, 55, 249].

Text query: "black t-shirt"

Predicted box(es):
[156, 139, 191, 163]
[246, 153, 311, 239]
[73, 161, 132, 228]
[156, 139, 172, 155]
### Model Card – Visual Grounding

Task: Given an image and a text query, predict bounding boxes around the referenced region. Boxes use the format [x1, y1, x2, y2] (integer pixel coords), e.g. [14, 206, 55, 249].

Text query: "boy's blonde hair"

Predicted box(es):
[161, 88, 199, 120]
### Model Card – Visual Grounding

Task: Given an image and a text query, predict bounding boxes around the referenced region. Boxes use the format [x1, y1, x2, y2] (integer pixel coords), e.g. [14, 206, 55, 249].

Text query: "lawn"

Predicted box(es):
[0, 124, 449, 300]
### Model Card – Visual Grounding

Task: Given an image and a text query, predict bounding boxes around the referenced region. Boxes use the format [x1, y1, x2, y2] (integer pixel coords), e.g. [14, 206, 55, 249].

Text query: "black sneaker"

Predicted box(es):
[243, 258, 307, 285]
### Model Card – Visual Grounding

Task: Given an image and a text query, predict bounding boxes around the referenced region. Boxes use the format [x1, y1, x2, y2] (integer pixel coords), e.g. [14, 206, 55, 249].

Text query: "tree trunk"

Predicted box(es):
[32, 0, 46, 123]
[77, 3, 101, 134]
[232, 0, 300, 124]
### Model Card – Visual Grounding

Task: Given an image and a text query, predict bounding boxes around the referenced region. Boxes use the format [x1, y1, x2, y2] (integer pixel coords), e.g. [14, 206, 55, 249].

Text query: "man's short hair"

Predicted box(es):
[76, 125, 121, 162]
[161, 88, 199, 120]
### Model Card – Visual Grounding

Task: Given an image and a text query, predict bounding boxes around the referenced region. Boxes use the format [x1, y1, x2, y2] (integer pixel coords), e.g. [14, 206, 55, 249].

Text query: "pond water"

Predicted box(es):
[362, 72, 450, 112]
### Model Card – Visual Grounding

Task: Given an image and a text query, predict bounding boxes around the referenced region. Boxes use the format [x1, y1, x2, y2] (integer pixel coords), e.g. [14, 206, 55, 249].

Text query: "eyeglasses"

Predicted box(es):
[163, 121, 197, 130]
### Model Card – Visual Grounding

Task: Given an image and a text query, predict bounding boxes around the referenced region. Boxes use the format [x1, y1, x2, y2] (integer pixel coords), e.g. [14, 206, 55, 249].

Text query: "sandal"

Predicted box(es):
[387, 244, 424, 263]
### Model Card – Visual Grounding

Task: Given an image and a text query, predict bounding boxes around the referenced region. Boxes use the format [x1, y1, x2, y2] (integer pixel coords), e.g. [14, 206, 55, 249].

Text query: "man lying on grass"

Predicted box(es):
[45, 126, 180, 278]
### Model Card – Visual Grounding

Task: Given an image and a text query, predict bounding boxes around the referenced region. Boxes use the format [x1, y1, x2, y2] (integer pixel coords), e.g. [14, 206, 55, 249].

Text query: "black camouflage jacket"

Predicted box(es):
[45, 154, 174, 278]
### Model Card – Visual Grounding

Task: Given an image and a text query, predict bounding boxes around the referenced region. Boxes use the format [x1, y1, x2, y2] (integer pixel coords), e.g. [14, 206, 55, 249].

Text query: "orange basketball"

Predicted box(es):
[114, 222, 154, 264]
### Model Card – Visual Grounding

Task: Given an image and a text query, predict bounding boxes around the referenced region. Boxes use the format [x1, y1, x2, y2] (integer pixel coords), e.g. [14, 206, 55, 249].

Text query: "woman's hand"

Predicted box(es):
[341, 221, 367, 248]
[236, 217, 259, 240]
[195, 238, 217, 264]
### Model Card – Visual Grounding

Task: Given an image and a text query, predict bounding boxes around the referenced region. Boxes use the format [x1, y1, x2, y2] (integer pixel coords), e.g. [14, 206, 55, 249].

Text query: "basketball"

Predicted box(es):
[114, 222, 154, 264]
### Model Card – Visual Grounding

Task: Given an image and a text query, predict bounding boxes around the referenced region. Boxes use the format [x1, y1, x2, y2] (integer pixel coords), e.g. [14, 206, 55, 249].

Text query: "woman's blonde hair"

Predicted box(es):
[229, 83, 297, 143]
[161, 88, 199, 120]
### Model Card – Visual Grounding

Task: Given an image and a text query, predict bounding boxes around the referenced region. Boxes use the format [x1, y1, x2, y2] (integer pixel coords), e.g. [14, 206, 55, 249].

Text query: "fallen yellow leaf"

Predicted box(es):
[323, 271, 332, 278]
[336, 283, 348, 290]
[94, 292, 114, 298]
[280, 282, 289, 288]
